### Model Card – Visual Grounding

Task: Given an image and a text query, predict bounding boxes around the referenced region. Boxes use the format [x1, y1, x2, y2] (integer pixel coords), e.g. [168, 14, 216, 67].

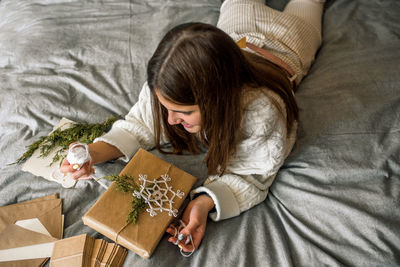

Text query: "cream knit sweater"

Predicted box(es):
[95, 82, 297, 221]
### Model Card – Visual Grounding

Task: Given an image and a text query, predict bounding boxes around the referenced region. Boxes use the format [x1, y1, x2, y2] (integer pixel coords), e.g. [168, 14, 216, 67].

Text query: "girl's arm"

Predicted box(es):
[93, 81, 157, 162]
[192, 90, 296, 221]
[60, 82, 157, 180]
[88, 141, 124, 164]
[168, 91, 295, 252]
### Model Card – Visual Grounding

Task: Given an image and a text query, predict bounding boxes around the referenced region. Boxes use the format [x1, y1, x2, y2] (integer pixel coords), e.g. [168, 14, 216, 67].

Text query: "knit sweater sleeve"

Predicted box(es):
[94, 82, 156, 162]
[190, 91, 296, 221]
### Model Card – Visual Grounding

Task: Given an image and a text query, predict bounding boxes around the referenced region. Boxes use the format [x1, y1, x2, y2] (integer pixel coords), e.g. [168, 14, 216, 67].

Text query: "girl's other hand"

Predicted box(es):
[59, 143, 94, 180]
[59, 141, 123, 180]
[166, 194, 215, 253]
[59, 158, 94, 180]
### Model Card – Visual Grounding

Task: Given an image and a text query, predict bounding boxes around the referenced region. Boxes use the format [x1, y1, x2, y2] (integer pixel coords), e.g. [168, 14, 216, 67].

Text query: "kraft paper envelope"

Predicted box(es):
[23, 194, 58, 203]
[0, 224, 58, 267]
[0, 198, 62, 239]
[15, 218, 52, 237]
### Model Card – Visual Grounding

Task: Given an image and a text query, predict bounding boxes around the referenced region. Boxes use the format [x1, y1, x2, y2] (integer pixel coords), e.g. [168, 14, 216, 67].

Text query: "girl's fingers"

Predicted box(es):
[165, 225, 176, 236]
[167, 236, 194, 252]
[77, 175, 93, 180]
[69, 160, 94, 180]
[166, 225, 198, 253]
[168, 236, 178, 244]
[178, 240, 195, 252]
[70, 163, 91, 180]
[59, 159, 74, 173]
[180, 220, 199, 237]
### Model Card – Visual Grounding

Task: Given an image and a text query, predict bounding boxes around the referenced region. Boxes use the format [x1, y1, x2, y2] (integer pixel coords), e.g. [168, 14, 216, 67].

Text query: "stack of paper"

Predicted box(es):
[50, 234, 127, 267]
[0, 194, 63, 267]
[90, 239, 127, 267]
[0, 194, 126, 267]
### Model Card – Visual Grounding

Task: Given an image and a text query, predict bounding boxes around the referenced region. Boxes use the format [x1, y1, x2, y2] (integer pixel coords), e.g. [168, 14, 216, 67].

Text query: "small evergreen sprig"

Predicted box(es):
[103, 174, 146, 224]
[14, 115, 120, 166]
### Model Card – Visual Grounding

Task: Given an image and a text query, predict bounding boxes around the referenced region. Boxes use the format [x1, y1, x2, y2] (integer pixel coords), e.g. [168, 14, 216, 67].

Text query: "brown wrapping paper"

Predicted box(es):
[83, 149, 197, 258]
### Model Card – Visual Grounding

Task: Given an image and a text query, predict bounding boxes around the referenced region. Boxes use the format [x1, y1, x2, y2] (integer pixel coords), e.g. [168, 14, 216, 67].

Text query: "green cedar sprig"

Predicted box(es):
[103, 174, 146, 224]
[14, 115, 120, 165]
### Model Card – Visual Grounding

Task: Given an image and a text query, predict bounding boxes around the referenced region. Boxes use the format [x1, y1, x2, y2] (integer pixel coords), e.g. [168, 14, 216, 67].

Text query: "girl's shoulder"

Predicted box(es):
[241, 87, 288, 135]
[242, 87, 287, 119]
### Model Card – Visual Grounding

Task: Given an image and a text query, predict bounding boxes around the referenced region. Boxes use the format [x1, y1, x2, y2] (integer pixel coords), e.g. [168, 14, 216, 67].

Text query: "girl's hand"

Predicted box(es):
[166, 194, 215, 253]
[58, 141, 123, 180]
[59, 143, 95, 180]
[59, 157, 94, 180]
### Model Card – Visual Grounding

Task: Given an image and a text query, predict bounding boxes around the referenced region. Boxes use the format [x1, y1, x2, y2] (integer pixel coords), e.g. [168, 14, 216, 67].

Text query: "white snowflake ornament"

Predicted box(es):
[133, 174, 184, 217]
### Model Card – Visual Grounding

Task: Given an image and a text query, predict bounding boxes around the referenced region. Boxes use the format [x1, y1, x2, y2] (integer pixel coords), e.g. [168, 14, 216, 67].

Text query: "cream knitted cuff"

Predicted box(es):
[94, 127, 141, 162]
[190, 181, 240, 221]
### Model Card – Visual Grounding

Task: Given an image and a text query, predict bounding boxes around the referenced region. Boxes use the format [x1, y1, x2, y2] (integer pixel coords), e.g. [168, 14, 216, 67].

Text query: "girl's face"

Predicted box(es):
[155, 90, 202, 133]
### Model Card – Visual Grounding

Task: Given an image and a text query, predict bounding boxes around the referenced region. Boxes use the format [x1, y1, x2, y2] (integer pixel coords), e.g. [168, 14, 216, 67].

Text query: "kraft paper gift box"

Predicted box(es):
[82, 148, 197, 258]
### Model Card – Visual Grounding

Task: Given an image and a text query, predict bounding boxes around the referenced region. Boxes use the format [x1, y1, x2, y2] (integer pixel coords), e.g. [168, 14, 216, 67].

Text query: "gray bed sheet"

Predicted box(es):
[1, 0, 399, 266]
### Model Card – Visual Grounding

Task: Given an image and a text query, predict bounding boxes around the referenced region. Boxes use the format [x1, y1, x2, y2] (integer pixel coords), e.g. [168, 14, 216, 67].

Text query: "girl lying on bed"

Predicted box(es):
[60, 0, 325, 253]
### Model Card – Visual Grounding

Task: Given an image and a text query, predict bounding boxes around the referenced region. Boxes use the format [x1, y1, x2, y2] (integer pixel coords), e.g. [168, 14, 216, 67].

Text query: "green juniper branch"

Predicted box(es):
[103, 174, 146, 224]
[14, 115, 120, 166]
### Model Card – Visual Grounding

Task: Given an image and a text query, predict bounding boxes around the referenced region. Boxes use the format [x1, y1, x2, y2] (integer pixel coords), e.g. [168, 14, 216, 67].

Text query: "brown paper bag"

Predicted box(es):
[83, 149, 197, 258]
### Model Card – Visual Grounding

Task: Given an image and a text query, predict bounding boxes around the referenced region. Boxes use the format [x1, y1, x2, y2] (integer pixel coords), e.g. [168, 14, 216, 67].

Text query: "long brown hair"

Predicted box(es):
[147, 22, 297, 175]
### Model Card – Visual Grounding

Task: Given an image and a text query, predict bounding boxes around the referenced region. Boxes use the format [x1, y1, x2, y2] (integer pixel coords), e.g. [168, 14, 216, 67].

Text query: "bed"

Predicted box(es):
[1, 0, 399, 265]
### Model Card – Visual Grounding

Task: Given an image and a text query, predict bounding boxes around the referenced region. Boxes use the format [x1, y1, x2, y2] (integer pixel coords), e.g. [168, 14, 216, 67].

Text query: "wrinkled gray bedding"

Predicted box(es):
[1, 0, 399, 266]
